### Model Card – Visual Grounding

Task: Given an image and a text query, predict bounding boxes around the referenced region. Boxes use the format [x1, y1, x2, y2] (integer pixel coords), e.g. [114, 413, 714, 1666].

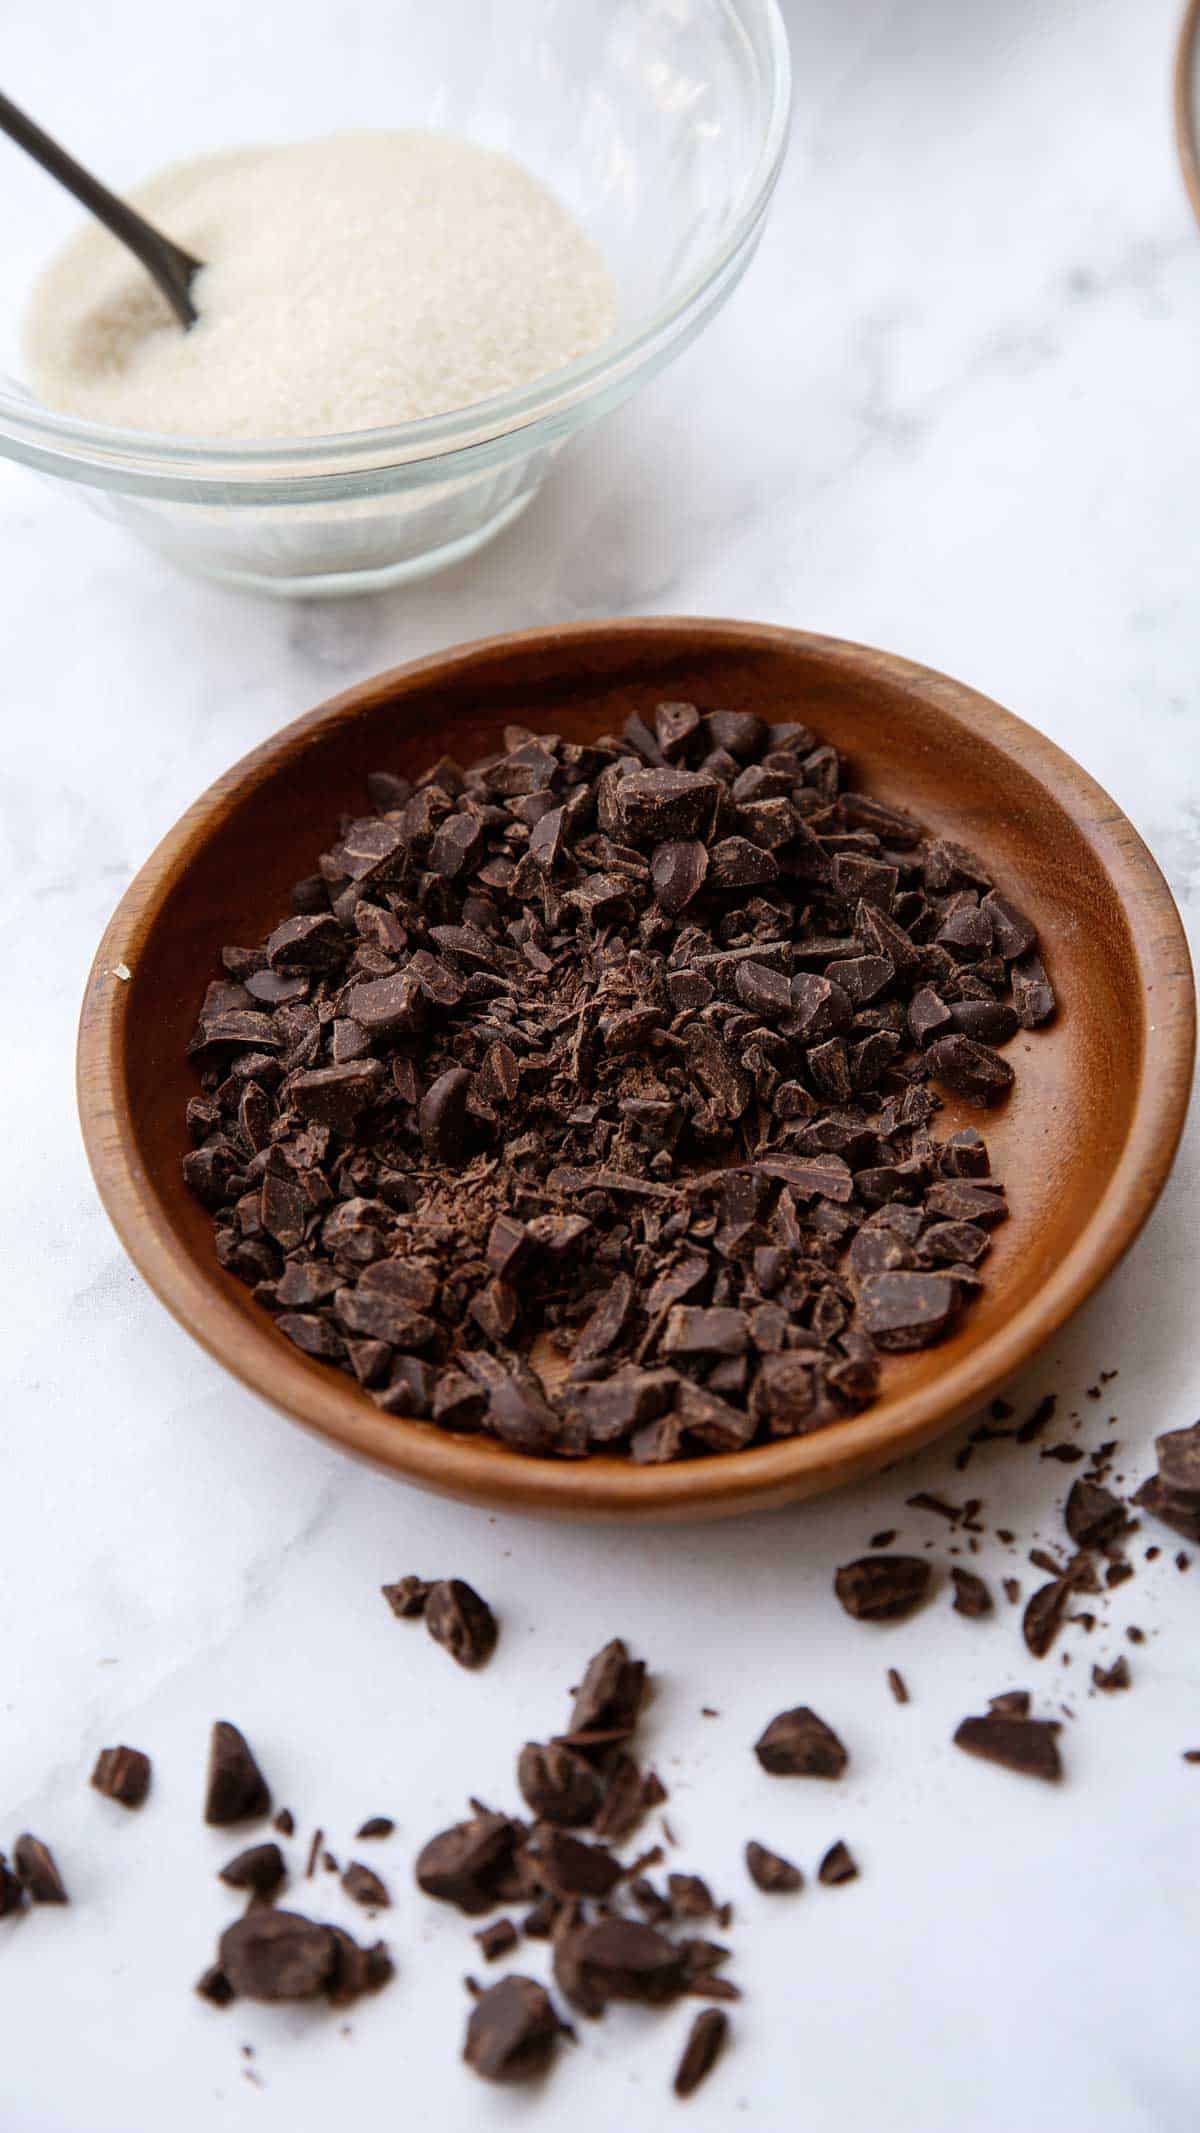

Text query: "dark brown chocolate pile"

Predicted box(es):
[413, 1637, 738, 2089]
[183, 702, 1054, 1462]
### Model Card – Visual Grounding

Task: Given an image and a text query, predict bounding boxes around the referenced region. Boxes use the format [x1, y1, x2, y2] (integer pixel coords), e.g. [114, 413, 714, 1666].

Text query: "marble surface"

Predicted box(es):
[2, 2, 1198, 2128]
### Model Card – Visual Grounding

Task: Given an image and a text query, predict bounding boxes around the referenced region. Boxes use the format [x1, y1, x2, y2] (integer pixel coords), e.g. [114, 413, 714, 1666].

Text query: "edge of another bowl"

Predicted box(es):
[77, 620, 1195, 1522]
[1175, 0, 1200, 226]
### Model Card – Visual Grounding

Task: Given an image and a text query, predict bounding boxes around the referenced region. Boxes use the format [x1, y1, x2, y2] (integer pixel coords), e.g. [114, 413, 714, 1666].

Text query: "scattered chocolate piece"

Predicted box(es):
[951, 1567, 993, 1618]
[1016, 1395, 1057, 1445]
[754, 1707, 847, 1778]
[1183, 1750, 1200, 1765]
[673, 2008, 729, 2099]
[1092, 1658, 1130, 1692]
[219, 1843, 286, 1899]
[464, 1974, 566, 2082]
[835, 1554, 932, 1622]
[906, 1491, 963, 1523]
[381, 1575, 432, 1619]
[554, 1916, 686, 2016]
[817, 1841, 858, 1886]
[529, 1829, 622, 1901]
[745, 1841, 802, 1894]
[205, 1722, 272, 1826]
[274, 1808, 296, 1837]
[1106, 1561, 1135, 1590]
[1022, 1580, 1070, 1660]
[185, 709, 1054, 1465]
[356, 1816, 394, 1840]
[1126, 1625, 1145, 1645]
[1003, 1577, 1021, 1605]
[342, 1861, 391, 1909]
[425, 1580, 499, 1670]
[217, 1907, 390, 2007]
[90, 1744, 151, 1809]
[1064, 1478, 1126, 1547]
[475, 1916, 519, 1962]
[13, 1835, 68, 1904]
[517, 1742, 603, 1827]
[415, 1809, 524, 1915]
[870, 1529, 897, 1549]
[886, 1667, 909, 1705]
[305, 1827, 324, 1878]
[0, 1855, 23, 1916]
[953, 1709, 1062, 1781]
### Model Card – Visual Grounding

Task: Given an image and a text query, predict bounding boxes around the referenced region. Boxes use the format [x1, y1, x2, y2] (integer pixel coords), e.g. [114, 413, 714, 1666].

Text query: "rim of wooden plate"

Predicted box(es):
[77, 619, 1195, 1522]
[1177, 0, 1200, 224]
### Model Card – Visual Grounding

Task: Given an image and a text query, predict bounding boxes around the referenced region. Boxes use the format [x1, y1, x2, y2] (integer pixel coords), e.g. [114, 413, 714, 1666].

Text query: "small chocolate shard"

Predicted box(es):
[926, 1034, 1015, 1105]
[954, 1710, 1062, 1781]
[342, 1861, 391, 1909]
[475, 1916, 519, 1963]
[554, 1915, 685, 2016]
[381, 1575, 432, 1619]
[673, 2008, 729, 2099]
[90, 1743, 151, 1809]
[1092, 1657, 1130, 1692]
[1023, 1580, 1070, 1660]
[817, 1840, 858, 1886]
[834, 1555, 932, 1622]
[415, 1811, 521, 1915]
[356, 1816, 394, 1840]
[886, 1667, 909, 1705]
[529, 1829, 622, 1901]
[950, 1567, 993, 1618]
[219, 1843, 286, 1899]
[205, 1722, 272, 1826]
[754, 1707, 847, 1778]
[859, 1271, 960, 1352]
[745, 1841, 802, 1893]
[13, 1835, 68, 1904]
[516, 1742, 603, 1828]
[463, 1974, 565, 2082]
[425, 1580, 498, 1670]
[1064, 1478, 1126, 1548]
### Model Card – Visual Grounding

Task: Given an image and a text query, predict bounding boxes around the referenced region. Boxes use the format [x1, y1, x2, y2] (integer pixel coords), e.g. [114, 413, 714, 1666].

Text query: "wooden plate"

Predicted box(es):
[77, 620, 1195, 1521]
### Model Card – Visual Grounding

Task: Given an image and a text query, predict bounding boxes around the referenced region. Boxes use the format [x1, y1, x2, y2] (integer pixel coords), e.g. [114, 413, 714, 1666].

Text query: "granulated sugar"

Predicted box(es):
[22, 132, 617, 441]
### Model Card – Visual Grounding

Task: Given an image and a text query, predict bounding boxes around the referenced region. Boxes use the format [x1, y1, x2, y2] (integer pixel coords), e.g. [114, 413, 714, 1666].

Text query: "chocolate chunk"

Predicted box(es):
[463, 1975, 565, 2082]
[1133, 1476, 1200, 1543]
[1011, 951, 1056, 1027]
[926, 1035, 1015, 1105]
[1022, 1580, 1070, 1660]
[662, 1306, 749, 1359]
[415, 1811, 521, 1915]
[90, 1743, 151, 1809]
[274, 1808, 295, 1836]
[754, 1707, 847, 1778]
[475, 1916, 519, 1962]
[651, 840, 709, 915]
[859, 1271, 960, 1351]
[382, 1574, 432, 1618]
[425, 1580, 498, 1670]
[529, 1829, 622, 1900]
[13, 1835, 68, 1904]
[342, 1861, 391, 1909]
[1155, 1422, 1200, 1499]
[950, 1568, 993, 1618]
[205, 1722, 272, 1826]
[953, 1711, 1062, 1781]
[817, 1841, 858, 1886]
[289, 1060, 384, 1128]
[195, 1963, 235, 2006]
[834, 1555, 932, 1622]
[1064, 1478, 1126, 1547]
[1092, 1657, 1131, 1692]
[673, 2008, 729, 2099]
[419, 1067, 473, 1163]
[887, 1667, 909, 1705]
[218, 1909, 342, 2001]
[517, 1743, 603, 1827]
[745, 1841, 802, 1893]
[981, 891, 1037, 959]
[266, 913, 346, 972]
[554, 1916, 685, 2016]
[218, 1841, 286, 1900]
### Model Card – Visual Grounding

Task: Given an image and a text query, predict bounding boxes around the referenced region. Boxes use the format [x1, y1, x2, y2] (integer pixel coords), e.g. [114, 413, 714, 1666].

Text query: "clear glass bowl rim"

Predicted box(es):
[0, 0, 791, 492]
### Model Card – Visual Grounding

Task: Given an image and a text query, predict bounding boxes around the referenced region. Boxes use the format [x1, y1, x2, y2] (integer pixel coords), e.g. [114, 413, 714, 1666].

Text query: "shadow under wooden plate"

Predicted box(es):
[77, 620, 1195, 1521]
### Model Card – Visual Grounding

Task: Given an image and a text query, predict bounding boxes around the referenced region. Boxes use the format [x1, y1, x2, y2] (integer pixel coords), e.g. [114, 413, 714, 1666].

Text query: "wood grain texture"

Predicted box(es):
[76, 619, 1195, 1521]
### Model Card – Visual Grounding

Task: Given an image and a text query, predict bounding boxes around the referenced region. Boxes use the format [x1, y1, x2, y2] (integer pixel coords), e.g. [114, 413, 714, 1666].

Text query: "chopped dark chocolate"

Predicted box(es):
[381, 1575, 432, 1618]
[1092, 1657, 1131, 1692]
[219, 1843, 286, 1900]
[554, 1916, 686, 2016]
[834, 1555, 932, 1622]
[950, 1567, 993, 1618]
[463, 1974, 565, 2082]
[425, 1580, 498, 1670]
[90, 1743, 151, 1809]
[342, 1861, 391, 1909]
[817, 1841, 858, 1886]
[1064, 1478, 1126, 1547]
[415, 1809, 522, 1915]
[1022, 1580, 1070, 1660]
[217, 1907, 389, 2005]
[356, 1816, 394, 1839]
[754, 1707, 847, 1779]
[186, 709, 1053, 1465]
[517, 1743, 603, 1827]
[205, 1722, 272, 1826]
[673, 2008, 729, 2099]
[886, 1667, 909, 1704]
[953, 1710, 1062, 1781]
[13, 1835, 68, 1904]
[745, 1841, 802, 1893]
[475, 1916, 519, 1963]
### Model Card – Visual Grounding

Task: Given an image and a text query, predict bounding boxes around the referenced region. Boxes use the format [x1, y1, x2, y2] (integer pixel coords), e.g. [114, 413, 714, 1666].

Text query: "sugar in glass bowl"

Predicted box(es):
[0, 0, 790, 597]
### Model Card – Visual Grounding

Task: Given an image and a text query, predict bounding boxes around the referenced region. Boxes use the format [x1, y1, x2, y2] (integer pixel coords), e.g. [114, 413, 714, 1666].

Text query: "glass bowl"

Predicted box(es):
[0, 0, 790, 597]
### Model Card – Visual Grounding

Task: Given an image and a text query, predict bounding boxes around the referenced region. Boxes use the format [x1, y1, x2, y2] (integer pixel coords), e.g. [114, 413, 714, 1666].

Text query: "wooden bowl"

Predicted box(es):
[77, 620, 1195, 1521]
[1176, 0, 1200, 228]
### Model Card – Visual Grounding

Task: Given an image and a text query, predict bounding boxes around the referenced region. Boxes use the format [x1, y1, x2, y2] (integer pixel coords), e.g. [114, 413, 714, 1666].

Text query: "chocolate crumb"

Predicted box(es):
[817, 1840, 858, 1886]
[754, 1707, 847, 1778]
[205, 1722, 272, 1826]
[274, 1808, 296, 1837]
[90, 1744, 151, 1809]
[13, 1835, 68, 1904]
[475, 1917, 519, 1963]
[342, 1861, 391, 1909]
[356, 1817, 395, 1840]
[745, 1841, 802, 1893]
[1092, 1658, 1130, 1692]
[382, 1576, 432, 1619]
[219, 1843, 287, 1899]
[886, 1667, 909, 1704]
[950, 1567, 993, 1618]
[673, 2008, 729, 2099]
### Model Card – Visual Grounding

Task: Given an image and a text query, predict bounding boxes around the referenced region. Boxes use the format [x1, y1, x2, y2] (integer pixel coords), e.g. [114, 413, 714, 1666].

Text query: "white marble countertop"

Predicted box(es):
[2, 2, 1198, 2128]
